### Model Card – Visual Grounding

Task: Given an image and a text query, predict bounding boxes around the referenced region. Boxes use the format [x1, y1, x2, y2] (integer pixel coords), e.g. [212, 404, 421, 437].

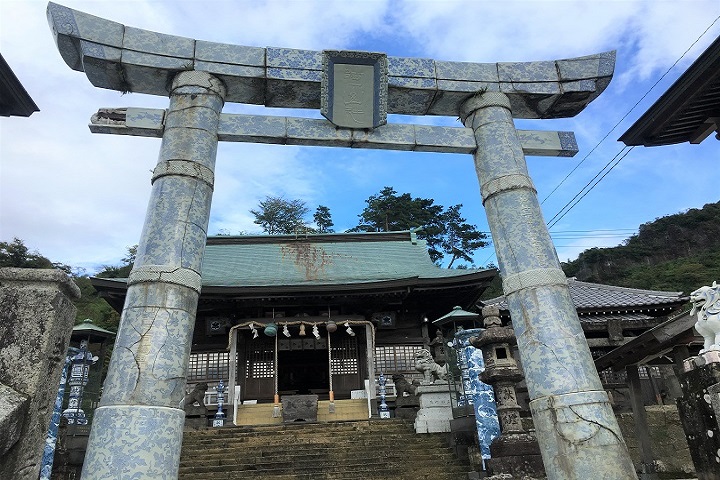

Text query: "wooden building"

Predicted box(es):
[92, 231, 496, 417]
[482, 280, 691, 407]
[93, 231, 694, 422]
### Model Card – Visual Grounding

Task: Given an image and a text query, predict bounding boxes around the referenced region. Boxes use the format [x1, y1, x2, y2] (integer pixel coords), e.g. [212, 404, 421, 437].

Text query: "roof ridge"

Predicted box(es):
[568, 278, 685, 297]
[206, 231, 416, 245]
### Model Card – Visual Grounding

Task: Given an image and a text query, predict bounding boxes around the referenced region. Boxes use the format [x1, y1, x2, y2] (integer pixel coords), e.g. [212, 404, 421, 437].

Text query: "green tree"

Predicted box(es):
[0, 237, 54, 268]
[250, 196, 310, 234]
[441, 204, 489, 268]
[351, 187, 487, 265]
[313, 205, 334, 233]
[96, 245, 137, 279]
[73, 276, 120, 331]
[0, 238, 119, 327]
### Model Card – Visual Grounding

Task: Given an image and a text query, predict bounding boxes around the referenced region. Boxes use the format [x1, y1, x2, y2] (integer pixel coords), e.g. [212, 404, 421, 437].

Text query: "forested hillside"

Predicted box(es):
[4, 201, 720, 322]
[562, 201, 720, 295]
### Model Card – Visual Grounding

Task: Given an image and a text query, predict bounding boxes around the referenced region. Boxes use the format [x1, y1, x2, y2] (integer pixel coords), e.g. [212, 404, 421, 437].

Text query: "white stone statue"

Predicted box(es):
[415, 348, 448, 384]
[690, 282, 720, 353]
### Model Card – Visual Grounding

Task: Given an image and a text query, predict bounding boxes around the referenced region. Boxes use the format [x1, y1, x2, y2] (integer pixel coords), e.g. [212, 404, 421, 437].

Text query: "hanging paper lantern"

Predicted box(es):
[264, 323, 277, 337]
[326, 320, 337, 333]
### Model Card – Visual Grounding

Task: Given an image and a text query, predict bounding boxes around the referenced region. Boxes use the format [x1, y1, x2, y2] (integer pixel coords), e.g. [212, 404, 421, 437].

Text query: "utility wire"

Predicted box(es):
[548, 146, 634, 229]
[541, 14, 720, 211]
[545, 145, 633, 227]
[474, 16, 720, 269]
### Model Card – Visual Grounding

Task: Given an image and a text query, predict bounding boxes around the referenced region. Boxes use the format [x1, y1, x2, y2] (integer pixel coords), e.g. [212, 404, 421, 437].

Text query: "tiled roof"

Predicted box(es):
[200, 232, 492, 287]
[483, 278, 686, 311]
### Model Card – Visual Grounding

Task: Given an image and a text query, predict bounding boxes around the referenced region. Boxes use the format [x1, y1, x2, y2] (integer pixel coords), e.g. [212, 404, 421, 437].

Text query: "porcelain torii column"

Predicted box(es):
[460, 92, 636, 479]
[82, 71, 225, 479]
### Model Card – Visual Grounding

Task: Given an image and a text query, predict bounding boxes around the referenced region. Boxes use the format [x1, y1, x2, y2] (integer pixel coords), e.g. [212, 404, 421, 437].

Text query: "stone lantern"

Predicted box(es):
[62, 340, 97, 425]
[470, 305, 545, 478]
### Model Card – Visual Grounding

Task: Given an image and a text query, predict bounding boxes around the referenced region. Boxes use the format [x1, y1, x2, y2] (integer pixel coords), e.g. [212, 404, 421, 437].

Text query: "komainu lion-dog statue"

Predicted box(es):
[415, 348, 448, 384]
[181, 382, 209, 413]
[691, 281, 720, 353]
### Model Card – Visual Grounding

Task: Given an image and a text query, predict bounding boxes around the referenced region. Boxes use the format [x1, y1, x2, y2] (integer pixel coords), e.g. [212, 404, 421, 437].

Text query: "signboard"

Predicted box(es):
[321, 50, 388, 129]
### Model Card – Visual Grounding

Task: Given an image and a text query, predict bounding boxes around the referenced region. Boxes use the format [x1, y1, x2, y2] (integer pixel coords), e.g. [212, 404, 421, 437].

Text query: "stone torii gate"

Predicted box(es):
[47, 3, 637, 479]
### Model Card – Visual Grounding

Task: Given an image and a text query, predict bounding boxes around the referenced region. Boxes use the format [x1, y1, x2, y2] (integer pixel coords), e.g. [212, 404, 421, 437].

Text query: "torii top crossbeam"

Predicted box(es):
[47, 2, 613, 119]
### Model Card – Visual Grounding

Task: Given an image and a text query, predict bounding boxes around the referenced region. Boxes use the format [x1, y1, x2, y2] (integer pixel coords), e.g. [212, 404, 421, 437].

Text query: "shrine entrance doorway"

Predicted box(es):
[240, 330, 365, 402]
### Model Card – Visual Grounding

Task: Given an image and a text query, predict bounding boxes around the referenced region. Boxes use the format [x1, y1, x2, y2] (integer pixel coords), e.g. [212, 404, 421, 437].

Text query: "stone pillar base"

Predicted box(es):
[0, 268, 79, 480]
[414, 383, 452, 433]
[677, 354, 720, 477]
[80, 406, 185, 480]
[529, 390, 636, 479]
[486, 432, 545, 478]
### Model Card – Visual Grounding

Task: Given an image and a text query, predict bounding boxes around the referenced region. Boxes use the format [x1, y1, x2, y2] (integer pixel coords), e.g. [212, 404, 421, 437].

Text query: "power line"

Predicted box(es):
[541, 14, 720, 212]
[475, 17, 720, 269]
[545, 145, 634, 228]
[477, 223, 640, 258]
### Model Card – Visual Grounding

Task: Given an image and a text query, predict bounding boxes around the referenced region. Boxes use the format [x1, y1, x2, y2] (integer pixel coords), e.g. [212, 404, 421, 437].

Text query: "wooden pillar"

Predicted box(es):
[228, 328, 238, 423]
[365, 323, 377, 417]
[626, 365, 659, 479]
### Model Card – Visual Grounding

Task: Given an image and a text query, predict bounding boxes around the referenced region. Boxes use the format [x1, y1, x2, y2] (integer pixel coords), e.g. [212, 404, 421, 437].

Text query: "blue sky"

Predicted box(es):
[1, 0, 719, 274]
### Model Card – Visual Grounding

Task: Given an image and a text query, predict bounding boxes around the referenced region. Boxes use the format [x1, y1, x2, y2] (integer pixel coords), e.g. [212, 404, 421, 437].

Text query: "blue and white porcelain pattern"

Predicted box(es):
[461, 93, 637, 478]
[453, 328, 500, 460]
[47, 2, 615, 119]
[80, 406, 185, 480]
[91, 109, 579, 158]
[80, 71, 226, 479]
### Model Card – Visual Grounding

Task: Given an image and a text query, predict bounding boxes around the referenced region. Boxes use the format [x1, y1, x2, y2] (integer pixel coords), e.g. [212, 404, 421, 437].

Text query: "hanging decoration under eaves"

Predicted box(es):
[227, 320, 377, 348]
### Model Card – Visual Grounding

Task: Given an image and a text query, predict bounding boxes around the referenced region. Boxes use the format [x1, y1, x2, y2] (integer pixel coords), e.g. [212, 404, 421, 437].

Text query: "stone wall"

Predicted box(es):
[0, 268, 80, 480]
[616, 405, 695, 476]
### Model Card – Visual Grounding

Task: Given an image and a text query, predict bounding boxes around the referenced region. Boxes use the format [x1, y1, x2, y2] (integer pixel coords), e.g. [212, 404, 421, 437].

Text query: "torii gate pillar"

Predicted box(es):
[80, 71, 226, 479]
[461, 92, 636, 479]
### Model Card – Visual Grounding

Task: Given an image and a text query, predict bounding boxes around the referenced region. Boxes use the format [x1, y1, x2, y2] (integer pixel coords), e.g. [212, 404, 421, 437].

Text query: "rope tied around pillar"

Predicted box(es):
[127, 265, 202, 293]
[502, 267, 568, 297]
[170, 70, 227, 99]
[151, 160, 215, 188]
[459, 91, 512, 123]
[480, 173, 537, 205]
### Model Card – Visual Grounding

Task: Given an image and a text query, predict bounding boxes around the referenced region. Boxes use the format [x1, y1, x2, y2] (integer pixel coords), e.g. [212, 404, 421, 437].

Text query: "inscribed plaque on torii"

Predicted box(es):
[321, 50, 388, 129]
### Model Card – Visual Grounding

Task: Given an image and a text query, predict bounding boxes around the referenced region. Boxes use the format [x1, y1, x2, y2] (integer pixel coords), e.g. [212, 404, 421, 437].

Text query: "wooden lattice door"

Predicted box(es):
[242, 335, 275, 401]
[330, 332, 364, 398]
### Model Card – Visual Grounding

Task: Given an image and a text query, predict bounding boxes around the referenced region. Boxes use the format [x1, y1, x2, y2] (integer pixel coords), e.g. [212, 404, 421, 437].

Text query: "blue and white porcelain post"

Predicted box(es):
[213, 380, 226, 427]
[378, 373, 390, 419]
[39, 347, 78, 480]
[62, 340, 95, 425]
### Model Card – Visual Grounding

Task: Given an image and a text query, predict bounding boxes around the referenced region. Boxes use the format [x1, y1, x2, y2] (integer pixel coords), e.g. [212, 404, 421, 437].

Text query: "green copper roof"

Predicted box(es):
[72, 318, 116, 338]
[433, 305, 480, 326]
[201, 232, 491, 288]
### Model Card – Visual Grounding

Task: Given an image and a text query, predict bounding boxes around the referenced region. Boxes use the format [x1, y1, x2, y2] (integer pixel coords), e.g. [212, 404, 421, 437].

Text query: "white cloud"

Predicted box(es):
[1, 0, 719, 274]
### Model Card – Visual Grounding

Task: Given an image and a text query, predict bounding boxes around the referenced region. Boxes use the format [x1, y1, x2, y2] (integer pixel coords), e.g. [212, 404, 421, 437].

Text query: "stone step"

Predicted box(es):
[184, 419, 415, 436]
[179, 458, 470, 472]
[182, 432, 445, 448]
[180, 450, 461, 468]
[182, 441, 455, 455]
[179, 470, 469, 480]
[178, 462, 470, 478]
[179, 419, 474, 480]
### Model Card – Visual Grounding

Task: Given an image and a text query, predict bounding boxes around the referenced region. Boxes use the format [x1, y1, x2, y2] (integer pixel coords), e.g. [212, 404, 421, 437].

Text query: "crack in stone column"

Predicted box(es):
[461, 91, 637, 479]
[80, 71, 225, 480]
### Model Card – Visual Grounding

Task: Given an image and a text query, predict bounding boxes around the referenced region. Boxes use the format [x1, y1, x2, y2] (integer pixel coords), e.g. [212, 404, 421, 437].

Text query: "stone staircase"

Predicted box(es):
[179, 419, 475, 480]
